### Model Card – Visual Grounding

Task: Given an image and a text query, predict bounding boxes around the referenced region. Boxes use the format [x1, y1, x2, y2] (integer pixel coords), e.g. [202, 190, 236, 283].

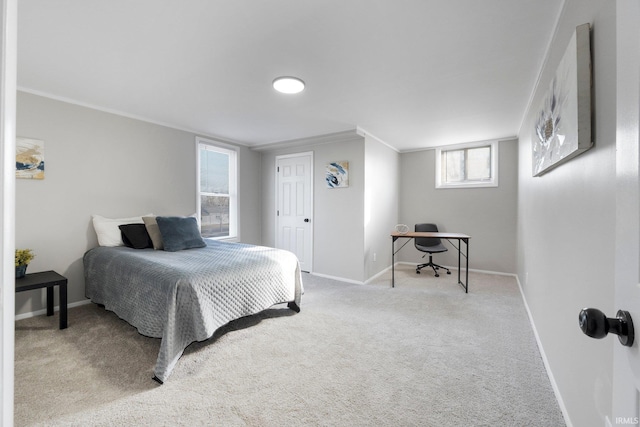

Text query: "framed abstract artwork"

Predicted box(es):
[532, 23, 593, 177]
[16, 137, 45, 179]
[326, 161, 349, 188]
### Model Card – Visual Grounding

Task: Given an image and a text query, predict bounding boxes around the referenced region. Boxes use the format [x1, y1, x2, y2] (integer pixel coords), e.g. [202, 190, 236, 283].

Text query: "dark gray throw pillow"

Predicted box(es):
[119, 224, 153, 249]
[156, 216, 206, 252]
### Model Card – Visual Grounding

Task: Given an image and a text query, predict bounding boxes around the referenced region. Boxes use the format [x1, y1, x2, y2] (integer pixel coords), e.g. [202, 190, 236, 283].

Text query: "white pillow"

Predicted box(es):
[92, 214, 152, 247]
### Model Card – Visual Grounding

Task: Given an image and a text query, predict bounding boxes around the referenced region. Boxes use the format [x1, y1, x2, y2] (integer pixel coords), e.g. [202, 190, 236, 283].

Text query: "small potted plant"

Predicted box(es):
[15, 249, 35, 278]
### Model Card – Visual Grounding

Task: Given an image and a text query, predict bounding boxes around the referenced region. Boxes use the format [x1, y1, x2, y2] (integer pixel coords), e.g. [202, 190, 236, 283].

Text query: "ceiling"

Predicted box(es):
[17, 0, 563, 152]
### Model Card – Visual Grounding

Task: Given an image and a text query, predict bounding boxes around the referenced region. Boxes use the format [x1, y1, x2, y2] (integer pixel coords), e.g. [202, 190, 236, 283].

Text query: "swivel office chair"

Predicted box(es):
[414, 223, 451, 277]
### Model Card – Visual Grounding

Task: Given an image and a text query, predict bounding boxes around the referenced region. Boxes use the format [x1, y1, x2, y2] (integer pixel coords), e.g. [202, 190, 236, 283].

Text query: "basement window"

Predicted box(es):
[435, 140, 498, 189]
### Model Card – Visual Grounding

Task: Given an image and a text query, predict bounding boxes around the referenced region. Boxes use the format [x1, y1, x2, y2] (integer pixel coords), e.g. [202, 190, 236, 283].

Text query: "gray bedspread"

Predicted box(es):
[84, 239, 303, 383]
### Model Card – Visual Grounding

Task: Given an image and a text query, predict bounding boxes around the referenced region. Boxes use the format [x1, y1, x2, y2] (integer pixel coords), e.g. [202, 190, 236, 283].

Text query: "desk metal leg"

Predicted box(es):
[457, 241, 461, 286]
[391, 238, 395, 288]
[393, 234, 469, 293]
[465, 239, 469, 293]
[452, 238, 469, 293]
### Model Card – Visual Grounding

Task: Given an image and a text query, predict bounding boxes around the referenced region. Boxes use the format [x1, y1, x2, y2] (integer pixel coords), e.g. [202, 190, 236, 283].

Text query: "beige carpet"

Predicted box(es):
[14, 265, 565, 426]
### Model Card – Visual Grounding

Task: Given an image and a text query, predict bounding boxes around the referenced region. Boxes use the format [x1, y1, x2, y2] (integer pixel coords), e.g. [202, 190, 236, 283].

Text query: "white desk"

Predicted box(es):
[390, 231, 471, 292]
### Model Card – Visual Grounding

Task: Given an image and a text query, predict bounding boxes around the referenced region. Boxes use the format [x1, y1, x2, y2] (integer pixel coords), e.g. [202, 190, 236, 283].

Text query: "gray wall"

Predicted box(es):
[260, 134, 366, 282]
[363, 134, 399, 279]
[15, 91, 261, 315]
[260, 132, 399, 283]
[517, 2, 616, 426]
[398, 139, 518, 274]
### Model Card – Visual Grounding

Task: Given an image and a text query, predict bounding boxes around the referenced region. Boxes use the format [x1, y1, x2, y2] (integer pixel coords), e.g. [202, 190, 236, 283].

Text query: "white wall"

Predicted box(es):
[260, 132, 366, 282]
[15, 91, 262, 316]
[517, 2, 616, 426]
[398, 139, 518, 274]
[363, 134, 399, 279]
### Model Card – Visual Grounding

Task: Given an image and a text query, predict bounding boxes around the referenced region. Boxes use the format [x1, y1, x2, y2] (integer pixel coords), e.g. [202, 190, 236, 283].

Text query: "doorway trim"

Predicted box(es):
[1, 0, 18, 424]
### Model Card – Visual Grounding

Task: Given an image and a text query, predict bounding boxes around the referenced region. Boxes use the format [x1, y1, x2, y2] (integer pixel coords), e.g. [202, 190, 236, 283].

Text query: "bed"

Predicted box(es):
[84, 239, 303, 383]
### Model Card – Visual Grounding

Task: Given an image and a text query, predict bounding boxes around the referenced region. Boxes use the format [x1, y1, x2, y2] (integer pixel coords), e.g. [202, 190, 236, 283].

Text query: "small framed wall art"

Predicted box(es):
[16, 137, 45, 180]
[326, 161, 349, 188]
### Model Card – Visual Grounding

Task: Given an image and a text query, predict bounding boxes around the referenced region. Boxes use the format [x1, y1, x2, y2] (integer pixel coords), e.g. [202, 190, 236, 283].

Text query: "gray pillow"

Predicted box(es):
[156, 216, 206, 252]
[142, 215, 164, 250]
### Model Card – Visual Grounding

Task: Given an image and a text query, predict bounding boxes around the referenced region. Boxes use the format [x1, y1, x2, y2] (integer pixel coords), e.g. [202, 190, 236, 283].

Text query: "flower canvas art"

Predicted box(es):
[532, 23, 592, 177]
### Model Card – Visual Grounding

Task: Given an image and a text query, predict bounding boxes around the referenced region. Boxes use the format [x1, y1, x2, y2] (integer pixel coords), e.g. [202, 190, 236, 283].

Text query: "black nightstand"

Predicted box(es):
[15, 270, 68, 329]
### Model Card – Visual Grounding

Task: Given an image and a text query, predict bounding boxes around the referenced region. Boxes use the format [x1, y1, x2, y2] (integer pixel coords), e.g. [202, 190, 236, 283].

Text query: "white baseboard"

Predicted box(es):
[310, 263, 518, 287]
[364, 265, 393, 284]
[15, 299, 92, 322]
[515, 275, 573, 427]
[307, 271, 365, 285]
[394, 261, 516, 278]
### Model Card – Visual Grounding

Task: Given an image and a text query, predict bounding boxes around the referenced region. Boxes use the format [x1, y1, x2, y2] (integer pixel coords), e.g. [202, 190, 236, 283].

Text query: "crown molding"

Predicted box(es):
[356, 126, 399, 153]
[17, 87, 250, 147]
[250, 129, 363, 152]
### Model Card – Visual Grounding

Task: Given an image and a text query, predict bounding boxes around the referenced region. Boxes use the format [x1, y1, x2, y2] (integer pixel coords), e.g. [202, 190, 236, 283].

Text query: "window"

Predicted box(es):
[197, 137, 238, 239]
[435, 140, 498, 188]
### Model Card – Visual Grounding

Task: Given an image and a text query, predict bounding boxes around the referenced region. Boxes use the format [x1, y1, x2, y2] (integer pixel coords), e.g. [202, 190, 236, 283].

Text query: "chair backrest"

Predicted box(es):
[414, 223, 442, 249]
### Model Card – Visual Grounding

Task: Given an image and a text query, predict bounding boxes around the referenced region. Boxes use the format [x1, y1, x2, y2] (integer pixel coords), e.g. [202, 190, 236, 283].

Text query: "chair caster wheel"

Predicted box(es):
[416, 270, 421, 274]
[447, 271, 451, 275]
[435, 274, 439, 277]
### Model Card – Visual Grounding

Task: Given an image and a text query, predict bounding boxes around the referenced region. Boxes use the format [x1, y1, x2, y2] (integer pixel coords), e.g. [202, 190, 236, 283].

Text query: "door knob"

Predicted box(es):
[578, 308, 634, 347]
[304, 218, 310, 222]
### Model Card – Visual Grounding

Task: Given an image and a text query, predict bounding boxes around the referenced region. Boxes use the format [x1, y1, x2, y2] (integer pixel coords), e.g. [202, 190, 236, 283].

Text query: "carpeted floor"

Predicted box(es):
[14, 265, 565, 426]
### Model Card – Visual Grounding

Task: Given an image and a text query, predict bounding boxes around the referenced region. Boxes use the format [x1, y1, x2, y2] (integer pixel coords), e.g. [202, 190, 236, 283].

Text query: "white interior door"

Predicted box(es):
[612, 0, 640, 424]
[276, 153, 313, 272]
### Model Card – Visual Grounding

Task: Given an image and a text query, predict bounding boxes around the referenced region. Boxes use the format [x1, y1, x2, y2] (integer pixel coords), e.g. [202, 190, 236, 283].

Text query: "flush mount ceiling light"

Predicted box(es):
[273, 76, 305, 94]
